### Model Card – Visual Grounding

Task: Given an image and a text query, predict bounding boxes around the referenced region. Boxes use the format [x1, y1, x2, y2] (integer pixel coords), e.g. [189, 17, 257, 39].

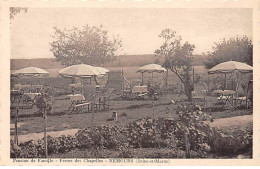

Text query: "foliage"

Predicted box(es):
[50, 25, 122, 66]
[37, 135, 79, 155]
[35, 93, 53, 114]
[208, 124, 252, 156]
[10, 105, 252, 158]
[10, 7, 27, 20]
[204, 36, 253, 69]
[76, 125, 127, 150]
[154, 29, 195, 101]
[127, 118, 175, 148]
[11, 140, 38, 158]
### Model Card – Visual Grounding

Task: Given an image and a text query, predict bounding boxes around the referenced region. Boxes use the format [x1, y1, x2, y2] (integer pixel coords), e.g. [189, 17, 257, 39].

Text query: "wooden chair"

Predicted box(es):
[96, 88, 114, 110]
[233, 80, 253, 108]
[72, 85, 96, 113]
[192, 90, 207, 106]
[122, 80, 140, 98]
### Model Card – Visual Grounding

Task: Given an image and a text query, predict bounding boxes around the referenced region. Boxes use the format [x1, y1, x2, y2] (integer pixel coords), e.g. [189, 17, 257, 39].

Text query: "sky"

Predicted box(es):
[11, 8, 252, 59]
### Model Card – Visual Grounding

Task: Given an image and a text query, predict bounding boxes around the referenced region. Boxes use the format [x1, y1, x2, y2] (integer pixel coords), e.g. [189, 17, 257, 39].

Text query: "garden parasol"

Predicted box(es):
[11, 67, 49, 91]
[95, 67, 109, 75]
[137, 64, 166, 84]
[94, 67, 110, 78]
[12, 67, 49, 78]
[59, 64, 102, 78]
[208, 61, 253, 89]
[59, 64, 103, 93]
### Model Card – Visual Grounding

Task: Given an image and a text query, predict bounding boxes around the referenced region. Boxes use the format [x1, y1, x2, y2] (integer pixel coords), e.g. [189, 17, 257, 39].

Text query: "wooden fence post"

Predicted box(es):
[152, 95, 155, 119]
[165, 69, 168, 91]
[44, 108, 48, 158]
[184, 128, 191, 158]
[91, 94, 96, 131]
[14, 107, 19, 145]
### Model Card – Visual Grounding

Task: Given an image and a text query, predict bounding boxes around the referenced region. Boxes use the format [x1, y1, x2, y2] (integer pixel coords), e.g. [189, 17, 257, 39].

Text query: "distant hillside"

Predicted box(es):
[112, 54, 155, 67]
[11, 54, 207, 70]
[112, 54, 206, 67]
[11, 58, 64, 70]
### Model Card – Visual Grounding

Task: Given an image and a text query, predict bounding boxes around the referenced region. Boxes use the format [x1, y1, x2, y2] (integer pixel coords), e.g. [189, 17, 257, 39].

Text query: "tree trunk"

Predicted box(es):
[44, 109, 48, 158]
[72, 76, 76, 84]
[184, 133, 191, 158]
[171, 69, 193, 101]
[152, 95, 155, 119]
[165, 69, 168, 90]
[184, 83, 193, 101]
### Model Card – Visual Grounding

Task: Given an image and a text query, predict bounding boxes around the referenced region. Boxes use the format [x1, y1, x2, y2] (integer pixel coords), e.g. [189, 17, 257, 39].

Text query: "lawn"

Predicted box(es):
[10, 64, 253, 159]
[11, 92, 252, 136]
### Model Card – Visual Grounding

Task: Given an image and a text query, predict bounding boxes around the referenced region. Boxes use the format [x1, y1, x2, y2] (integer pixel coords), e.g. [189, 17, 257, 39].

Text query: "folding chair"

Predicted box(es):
[233, 80, 253, 108]
[96, 88, 115, 110]
[192, 90, 207, 106]
[74, 85, 96, 113]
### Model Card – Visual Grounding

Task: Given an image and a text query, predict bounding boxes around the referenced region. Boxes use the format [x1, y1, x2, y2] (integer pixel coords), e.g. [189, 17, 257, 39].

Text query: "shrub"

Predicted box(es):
[10, 105, 252, 158]
[208, 124, 252, 156]
[18, 141, 39, 158]
[76, 125, 127, 150]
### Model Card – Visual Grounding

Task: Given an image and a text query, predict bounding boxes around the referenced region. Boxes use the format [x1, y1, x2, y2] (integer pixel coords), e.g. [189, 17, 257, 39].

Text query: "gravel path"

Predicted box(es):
[10, 128, 80, 143]
[208, 115, 252, 128]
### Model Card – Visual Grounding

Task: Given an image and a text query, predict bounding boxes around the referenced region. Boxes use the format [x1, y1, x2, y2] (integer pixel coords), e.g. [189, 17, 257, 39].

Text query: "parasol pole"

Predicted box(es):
[30, 76, 32, 92]
[81, 78, 83, 94]
[165, 69, 168, 91]
[141, 73, 144, 85]
[224, 73, 227, 90]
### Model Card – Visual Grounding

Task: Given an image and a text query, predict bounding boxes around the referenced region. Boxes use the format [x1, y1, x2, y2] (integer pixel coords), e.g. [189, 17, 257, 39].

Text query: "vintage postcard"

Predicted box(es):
[0, 0, 260, 166]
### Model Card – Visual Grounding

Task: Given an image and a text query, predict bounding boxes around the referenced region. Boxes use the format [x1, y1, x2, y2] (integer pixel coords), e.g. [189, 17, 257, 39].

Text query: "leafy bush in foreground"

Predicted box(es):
[10, 104, 252, 158]
[76, 125, 127, 150]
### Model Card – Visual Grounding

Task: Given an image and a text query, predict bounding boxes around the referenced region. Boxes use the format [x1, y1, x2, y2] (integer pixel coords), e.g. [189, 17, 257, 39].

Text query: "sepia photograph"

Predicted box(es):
[9, 7, 253, 160]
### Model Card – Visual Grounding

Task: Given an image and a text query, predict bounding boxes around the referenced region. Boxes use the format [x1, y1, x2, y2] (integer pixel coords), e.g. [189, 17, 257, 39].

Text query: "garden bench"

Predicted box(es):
[138, 93, 147, 97]
[74, 102, 92, 112]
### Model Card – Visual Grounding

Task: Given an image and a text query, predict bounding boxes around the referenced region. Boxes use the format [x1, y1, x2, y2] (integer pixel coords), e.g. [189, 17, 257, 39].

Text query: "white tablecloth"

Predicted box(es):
[14, 84, 43, 90]
[132, 86, 148, 94]
[213, 90, 236, 96]
[24, 93, 41, 100]
[68, 94, 85, 102]
[69, 83, 82, 88]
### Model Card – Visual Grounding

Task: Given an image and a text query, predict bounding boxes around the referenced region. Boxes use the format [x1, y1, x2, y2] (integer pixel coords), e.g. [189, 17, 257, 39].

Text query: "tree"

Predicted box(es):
[50, 25, 122, 66]
[204, 36, 252, 69]
[155, 29, 195, 101]
[10, 7, 27, 20]
[35, 93, 52, 158]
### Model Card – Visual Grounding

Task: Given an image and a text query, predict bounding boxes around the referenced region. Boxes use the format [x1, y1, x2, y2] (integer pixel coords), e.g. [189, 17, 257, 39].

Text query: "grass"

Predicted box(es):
[11, 91, 252, 136]
[10, 63, 253, 158]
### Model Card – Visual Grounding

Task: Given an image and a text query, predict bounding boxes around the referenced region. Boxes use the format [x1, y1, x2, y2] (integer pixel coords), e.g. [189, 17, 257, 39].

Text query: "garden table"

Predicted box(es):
[14, 84, 43, 92]
[69, 83, 82, 88]
[20, 84, 31, 89]
[67, 94, 88, 112]
[68, 94, 85, 103]
[11, 89, 19, 93]
[213, 90, 236, 107]
[14, 84, 32, 90]
[23, 92, 41, 100]
[132, 85, 148, 94]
